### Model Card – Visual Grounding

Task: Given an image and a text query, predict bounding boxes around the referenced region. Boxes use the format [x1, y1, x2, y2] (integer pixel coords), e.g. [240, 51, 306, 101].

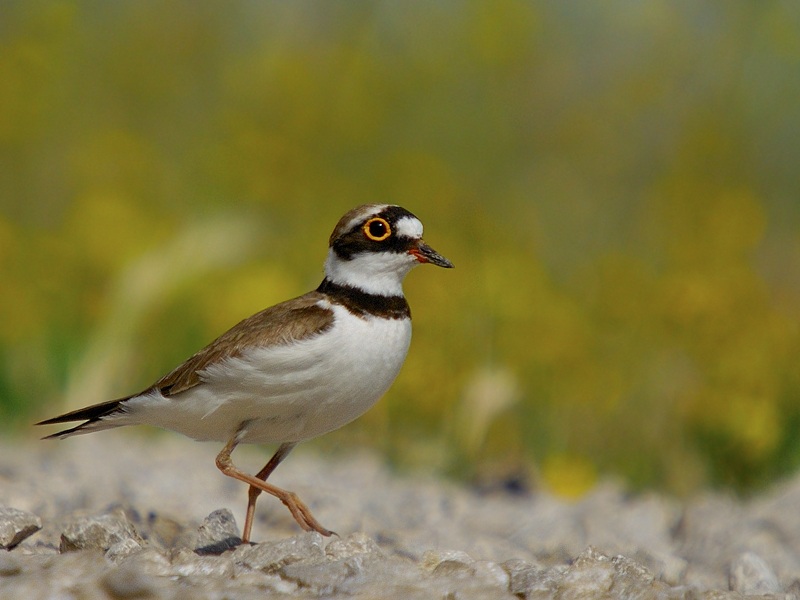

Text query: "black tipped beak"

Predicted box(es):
[410, 241, 454, 268]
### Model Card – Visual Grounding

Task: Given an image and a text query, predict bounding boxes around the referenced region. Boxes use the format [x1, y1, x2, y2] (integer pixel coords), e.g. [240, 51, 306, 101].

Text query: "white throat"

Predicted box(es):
[324, 248, 418, 296]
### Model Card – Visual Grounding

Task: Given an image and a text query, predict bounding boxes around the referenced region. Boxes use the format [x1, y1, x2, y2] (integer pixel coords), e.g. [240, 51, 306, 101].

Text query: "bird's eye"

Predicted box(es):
[363, 217, 392, 241]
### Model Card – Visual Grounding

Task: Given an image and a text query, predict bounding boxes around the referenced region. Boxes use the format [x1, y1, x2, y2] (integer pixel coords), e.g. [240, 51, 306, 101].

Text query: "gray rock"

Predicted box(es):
[609, 553, 668, 599]
[325, 531, 384, 561]
[60, 509, 143, 553]
[421, 548, 475, 572]
[279, 554, 368, 593]
[418, 549, 514, 598]
[729, 551, 781, 595]
[508, 564, 568, 599]
[559, 547, 616, 598]
[106, 537, 145, 562]
[469, 560, 511, 588]
[280, 534, 409, 596]
[193, 508, 241, 555]
[0, 506, 42, 549]
[232, 532, 325, 573]
[555, 547, 670, 600]
[630, 548, 688, 586]
[503, 558, 546, 596]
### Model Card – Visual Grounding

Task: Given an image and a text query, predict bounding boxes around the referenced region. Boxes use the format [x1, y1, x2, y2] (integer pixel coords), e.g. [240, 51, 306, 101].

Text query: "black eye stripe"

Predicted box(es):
[331, 206, 421, 260]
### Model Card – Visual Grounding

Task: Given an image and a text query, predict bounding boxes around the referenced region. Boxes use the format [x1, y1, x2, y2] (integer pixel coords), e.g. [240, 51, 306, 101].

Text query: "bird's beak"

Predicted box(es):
[409, 241, 454, 268]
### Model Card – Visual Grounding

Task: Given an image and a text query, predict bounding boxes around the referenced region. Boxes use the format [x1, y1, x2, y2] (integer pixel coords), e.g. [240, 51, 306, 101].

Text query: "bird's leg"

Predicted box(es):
[215, 434, 334, 541]
[241, 441, 297, 543]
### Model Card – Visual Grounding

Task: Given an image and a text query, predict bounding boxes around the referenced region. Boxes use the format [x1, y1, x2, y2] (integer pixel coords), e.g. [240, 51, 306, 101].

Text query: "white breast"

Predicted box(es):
[125, 305, 412, 444]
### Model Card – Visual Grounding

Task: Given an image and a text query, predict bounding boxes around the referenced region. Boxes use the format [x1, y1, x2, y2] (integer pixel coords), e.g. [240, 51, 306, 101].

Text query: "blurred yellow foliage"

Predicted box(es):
[2, 1, 800, 495]
[542, 454, 597, 499]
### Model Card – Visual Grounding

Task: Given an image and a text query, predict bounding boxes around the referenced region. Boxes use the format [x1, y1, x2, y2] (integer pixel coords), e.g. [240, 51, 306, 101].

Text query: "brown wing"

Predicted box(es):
[35, 291, 333, 436]
[156, 291, 334, 397]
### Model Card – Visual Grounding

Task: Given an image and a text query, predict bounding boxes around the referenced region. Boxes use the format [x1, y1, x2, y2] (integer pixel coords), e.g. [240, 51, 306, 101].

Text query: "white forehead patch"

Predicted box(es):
[395, 215, 423, 239]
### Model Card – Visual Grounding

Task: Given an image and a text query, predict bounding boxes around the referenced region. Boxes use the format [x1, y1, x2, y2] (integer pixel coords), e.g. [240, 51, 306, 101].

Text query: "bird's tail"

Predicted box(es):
[35, 397, 130, 439]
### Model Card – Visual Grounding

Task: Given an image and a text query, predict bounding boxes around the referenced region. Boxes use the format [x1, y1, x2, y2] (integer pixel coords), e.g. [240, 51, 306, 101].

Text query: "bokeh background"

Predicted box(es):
[3, 1, 800, 498]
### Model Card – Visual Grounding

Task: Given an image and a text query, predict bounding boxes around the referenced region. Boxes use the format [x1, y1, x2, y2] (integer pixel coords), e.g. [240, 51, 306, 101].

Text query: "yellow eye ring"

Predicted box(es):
[363, 217, 392, 241]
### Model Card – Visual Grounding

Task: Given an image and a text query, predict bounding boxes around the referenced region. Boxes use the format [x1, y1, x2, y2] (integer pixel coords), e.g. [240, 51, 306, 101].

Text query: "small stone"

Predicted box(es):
[274, 533, 388, 594]
[560, 547, 629, 598]
[472, 560, 511, 589]
[554, 547, 671, 600]
[630, 549, 688, 585]
[232, 532, 325, 574]
[430, 555, 511, 594]
[611, 554, 655, 584]
[729, 551, 781, 595]
[421, 549, 474, 572]
[609, 554, 665, 598]
[427, 554, 517, 599]
[101, 564, 160, 599]
[280, 555, 367, 593]
[422, 548, 512, 596]
[0, 506, 42, 549]
[432, 558, 474, 577]
[193, 509, 241, 555]
[512, 564, 568, 599]
[325, 532, 384, 561]
[349, 559, 478, 598]
[106, 537, 144, 563]
[503, 559, 545, 596]
[60, 510, 143, 553]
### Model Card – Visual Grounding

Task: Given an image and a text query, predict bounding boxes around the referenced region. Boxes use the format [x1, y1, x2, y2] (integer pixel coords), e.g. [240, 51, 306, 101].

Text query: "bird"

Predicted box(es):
[36, 204, 453, 543]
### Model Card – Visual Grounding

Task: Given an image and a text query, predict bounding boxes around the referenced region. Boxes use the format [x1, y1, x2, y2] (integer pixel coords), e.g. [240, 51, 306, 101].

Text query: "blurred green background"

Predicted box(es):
[2, 1, 800, 497]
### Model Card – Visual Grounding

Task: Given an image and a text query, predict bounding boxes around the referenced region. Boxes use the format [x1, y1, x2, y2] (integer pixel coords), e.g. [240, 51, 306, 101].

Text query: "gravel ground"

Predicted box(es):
[1, 433, 799, 599]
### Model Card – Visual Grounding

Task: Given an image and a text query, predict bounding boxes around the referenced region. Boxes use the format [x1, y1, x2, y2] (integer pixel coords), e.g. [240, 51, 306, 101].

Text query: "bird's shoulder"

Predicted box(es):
[154, 291, 334, 397]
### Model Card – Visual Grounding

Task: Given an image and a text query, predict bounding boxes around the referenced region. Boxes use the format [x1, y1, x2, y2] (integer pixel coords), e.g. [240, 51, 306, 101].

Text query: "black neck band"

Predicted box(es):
[317, 278, 410, 319]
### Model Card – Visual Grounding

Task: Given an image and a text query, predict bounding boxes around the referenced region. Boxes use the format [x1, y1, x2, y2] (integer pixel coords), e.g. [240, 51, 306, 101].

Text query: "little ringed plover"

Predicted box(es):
[37, 204, 453, 542]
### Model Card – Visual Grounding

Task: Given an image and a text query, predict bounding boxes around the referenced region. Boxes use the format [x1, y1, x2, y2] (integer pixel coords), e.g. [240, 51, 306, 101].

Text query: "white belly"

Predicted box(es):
[125, 306, 412, 444]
